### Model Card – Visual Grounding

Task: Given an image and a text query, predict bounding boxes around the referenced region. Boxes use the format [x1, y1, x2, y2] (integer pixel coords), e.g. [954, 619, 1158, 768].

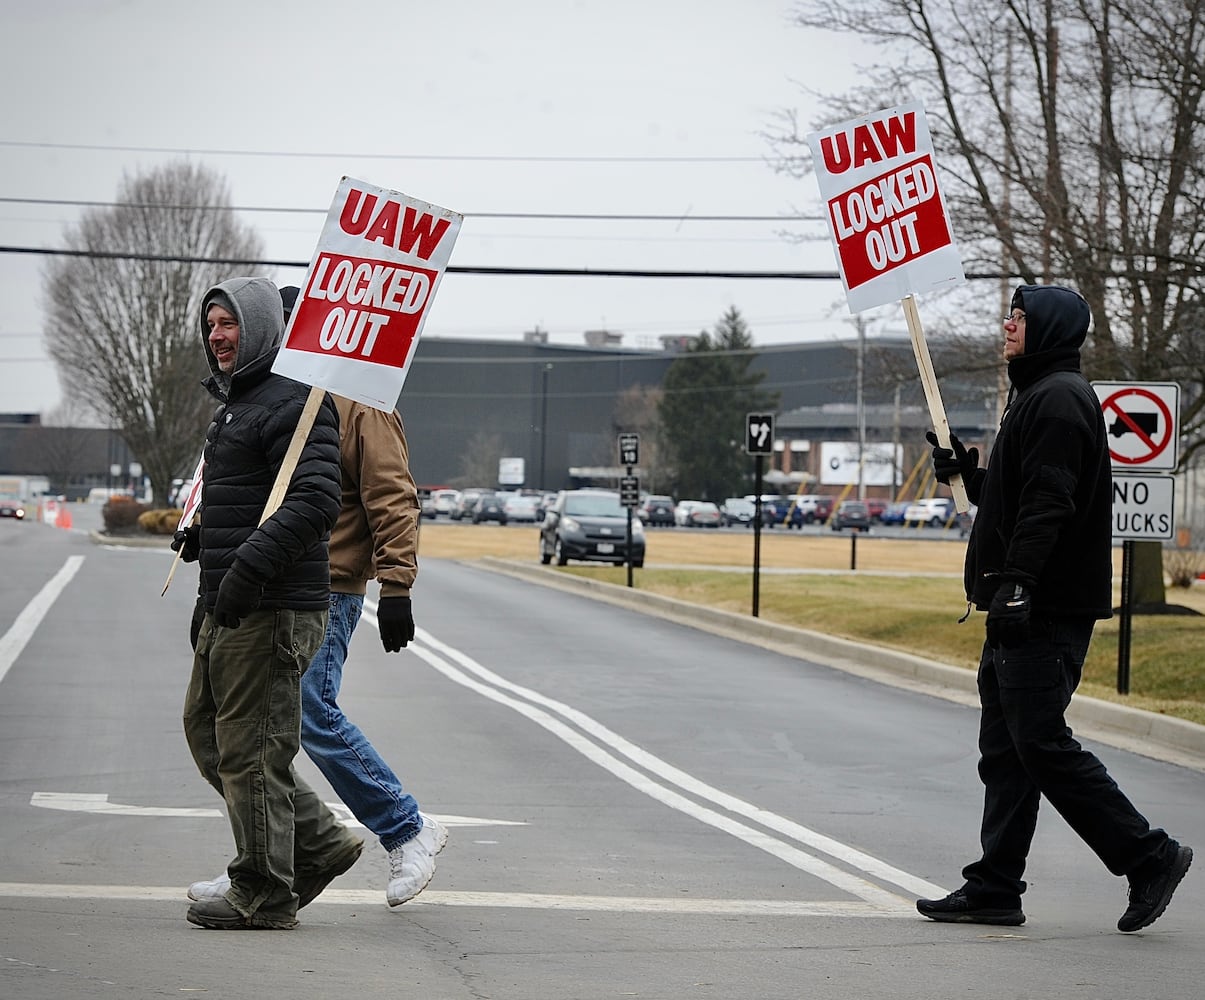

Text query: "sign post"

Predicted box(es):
[746, 413, 775, 617]
[617, 433, 640, 587]
[807, 101, 968, 511]
[1092, 381, 1180, 693]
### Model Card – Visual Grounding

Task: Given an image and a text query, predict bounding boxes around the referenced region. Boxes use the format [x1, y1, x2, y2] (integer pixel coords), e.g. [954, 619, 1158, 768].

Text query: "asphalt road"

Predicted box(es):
[1, 511, 1203, 1000]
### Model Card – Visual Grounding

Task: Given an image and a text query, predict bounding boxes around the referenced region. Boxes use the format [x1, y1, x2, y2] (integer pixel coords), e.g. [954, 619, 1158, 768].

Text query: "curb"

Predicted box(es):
[89, 530, 172, 549]
[478, 557, 1205, 773]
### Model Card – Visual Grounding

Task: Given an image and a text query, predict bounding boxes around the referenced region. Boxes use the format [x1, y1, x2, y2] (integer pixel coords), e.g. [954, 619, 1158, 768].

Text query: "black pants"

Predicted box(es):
[962, 617, 1171, 905]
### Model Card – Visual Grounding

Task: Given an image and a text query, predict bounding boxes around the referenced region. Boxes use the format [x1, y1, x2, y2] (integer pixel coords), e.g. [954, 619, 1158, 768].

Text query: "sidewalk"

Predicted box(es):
[479, 557, 1205, 773]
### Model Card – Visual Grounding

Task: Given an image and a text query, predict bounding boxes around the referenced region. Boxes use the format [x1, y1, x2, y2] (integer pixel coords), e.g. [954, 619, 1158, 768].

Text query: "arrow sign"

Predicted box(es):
[746, 413, 774, 456]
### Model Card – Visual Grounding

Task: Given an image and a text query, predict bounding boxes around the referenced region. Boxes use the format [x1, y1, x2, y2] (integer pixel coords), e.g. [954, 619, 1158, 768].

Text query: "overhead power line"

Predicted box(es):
[0, 243, 1012, 280]
[0, 244, 838, 278]
[0, 196, 821, 224]
[0, 139, 765, 164]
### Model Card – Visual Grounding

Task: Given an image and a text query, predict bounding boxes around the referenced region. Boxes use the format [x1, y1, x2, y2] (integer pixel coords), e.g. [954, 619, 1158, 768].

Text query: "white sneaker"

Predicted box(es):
[419, 812, 449, 854]
[386, 814, 448, 906]
[187, 871, 230, 902]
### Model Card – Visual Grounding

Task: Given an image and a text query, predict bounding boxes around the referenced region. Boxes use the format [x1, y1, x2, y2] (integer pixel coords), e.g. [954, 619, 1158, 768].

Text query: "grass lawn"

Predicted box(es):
[418, 522, 1205, 726]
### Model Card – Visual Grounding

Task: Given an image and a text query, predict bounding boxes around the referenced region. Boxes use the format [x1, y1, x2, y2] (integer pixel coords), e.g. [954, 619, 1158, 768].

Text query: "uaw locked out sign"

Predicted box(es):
[1093, 381, 1179, 541]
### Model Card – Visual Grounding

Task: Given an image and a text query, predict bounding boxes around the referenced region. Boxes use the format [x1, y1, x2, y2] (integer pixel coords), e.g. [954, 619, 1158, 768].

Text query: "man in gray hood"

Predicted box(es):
[175, 276, 362, 930]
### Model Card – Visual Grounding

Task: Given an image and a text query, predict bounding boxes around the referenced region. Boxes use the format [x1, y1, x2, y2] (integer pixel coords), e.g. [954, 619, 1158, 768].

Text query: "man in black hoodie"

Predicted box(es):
[916, 284, 1191, 932]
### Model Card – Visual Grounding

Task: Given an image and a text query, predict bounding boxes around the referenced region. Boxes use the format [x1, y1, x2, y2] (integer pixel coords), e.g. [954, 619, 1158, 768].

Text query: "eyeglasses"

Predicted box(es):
[1003, 311, 1026, 324]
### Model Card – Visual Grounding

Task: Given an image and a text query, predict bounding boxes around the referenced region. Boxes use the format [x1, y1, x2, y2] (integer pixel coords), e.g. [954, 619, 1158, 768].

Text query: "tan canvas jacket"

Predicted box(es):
[328, 395, 419, 598]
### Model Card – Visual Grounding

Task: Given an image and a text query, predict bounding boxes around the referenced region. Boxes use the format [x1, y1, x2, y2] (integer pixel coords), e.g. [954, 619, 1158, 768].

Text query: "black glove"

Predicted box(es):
[377, 596, 415, 653]
[986, 581, 1032, 649]
[189, 595, 206, 650]
[925, 431, 979, 486]
[171, 526, 201, 563]
[213, 567, 263, 630]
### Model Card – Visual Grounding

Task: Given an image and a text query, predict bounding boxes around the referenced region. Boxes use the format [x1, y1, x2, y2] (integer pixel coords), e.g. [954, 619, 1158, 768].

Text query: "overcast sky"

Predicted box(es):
[0, 0, 886, 415]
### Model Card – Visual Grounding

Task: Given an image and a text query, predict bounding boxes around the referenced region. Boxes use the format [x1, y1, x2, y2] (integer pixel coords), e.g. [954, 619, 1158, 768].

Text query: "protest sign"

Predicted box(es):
[807, 101, 968, 510]
[272, 176, 463, 411]
[807, 100, 964, 313]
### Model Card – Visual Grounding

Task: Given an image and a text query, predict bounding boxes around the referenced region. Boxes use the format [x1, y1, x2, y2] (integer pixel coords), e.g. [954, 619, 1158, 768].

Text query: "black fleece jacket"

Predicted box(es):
[963, 285, 1113, 619]
[197, 277, 341, 611]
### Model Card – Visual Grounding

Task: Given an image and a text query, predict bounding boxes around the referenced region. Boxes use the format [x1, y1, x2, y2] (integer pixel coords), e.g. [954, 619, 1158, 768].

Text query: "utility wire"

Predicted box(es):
[0, 244, 840, 279]
[0, 244, 1010, 280]
[0, 139, 767, 164]
[0, 196, 821, 224]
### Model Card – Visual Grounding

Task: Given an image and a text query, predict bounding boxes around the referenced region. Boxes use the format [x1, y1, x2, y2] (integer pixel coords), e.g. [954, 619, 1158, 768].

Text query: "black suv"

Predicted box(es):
[636, 494, 675, 527]
[540, 489, 645, 567]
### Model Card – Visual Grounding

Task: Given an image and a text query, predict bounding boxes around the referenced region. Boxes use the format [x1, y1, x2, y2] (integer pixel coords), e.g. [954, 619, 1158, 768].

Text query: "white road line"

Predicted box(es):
[0, 555, 84, 688]
[0, 883, 911, 917]
[363, 601, 944, 904]
[28, 795, 523, 829]
[387, 626, 904, 909]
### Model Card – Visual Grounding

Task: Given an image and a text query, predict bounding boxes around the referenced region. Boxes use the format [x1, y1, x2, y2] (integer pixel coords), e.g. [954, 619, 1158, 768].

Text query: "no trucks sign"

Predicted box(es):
[272, 176, 463, 411]
[807, 101, 964, 313]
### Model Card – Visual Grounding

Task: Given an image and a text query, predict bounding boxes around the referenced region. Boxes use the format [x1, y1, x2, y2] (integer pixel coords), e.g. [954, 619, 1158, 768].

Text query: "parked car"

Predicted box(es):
[471, 491, 508, 524]
[784, 495, 833, 528]
[451, 488, 489, 521]
[879, 500, 911, 525]
[830, 500, 871, 531]
[744, 494, 784, 527]
[431, 488, 460, 517]
[540, 489, 645, 567]
[0, 494, 27, 520]
[903, 497, 957, 527]
[637, 494, 676, 527]
[719, 497, 756, 527]
[864, 498, 887, 521]
[503, 493, 541, 523]
[420, 493, 439, 519]
[676, 500, 721, 528]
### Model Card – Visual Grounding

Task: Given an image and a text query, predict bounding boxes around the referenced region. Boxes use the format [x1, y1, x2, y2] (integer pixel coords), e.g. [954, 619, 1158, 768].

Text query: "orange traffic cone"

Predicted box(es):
[56, 505, 73, 530]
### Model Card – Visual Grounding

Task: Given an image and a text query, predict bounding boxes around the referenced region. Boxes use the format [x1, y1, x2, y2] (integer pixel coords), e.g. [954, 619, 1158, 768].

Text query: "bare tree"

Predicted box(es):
[42, 161, 267, 506]
[451, 431, 505, 489]
[772, 0, 1205, 606]
[40, 397, 99, 495]
[612, 385, 668, 493]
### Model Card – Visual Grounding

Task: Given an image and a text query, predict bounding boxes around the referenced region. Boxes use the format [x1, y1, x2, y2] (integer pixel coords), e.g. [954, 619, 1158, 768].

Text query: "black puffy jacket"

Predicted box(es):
[963, 285, 1113, 619]
[197, 277, 341, 611]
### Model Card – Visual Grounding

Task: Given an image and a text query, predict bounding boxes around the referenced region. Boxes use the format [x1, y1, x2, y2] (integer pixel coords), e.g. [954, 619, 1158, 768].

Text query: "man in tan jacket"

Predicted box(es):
[189, 286, 446, 910]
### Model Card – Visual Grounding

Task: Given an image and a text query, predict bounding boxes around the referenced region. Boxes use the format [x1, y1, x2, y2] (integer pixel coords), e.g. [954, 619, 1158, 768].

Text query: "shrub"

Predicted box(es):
[137, 509, 184, 535]
[102, 496, 147, 533]
[1164, 547, 1205, 589]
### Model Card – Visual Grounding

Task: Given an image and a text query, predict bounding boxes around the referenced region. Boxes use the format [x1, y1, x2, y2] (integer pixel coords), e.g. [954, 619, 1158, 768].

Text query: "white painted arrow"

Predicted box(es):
[29, 792, 524, 828]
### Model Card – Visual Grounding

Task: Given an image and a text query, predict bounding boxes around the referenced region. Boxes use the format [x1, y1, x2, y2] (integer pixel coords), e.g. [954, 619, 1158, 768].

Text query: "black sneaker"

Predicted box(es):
[1118, 843, 1193, 933]
[917, 888, 1025, 926]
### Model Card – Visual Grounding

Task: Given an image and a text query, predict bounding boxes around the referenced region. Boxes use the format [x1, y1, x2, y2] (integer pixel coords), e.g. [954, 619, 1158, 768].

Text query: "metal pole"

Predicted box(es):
[539, 364, 552, 490]
[626, 507, 634, 589]
[850, 531, 857, 571]
[1117, 539, 1134, 694]
[752, 454, 764, 617]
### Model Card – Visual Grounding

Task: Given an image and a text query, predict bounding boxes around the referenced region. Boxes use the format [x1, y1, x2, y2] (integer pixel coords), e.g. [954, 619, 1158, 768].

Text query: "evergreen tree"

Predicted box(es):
[658, 307, 780, 500]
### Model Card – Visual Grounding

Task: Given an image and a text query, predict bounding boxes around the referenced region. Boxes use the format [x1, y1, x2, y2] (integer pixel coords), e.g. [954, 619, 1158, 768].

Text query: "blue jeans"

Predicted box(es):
[963, 617, 1171, 904]
[300, 592, 422, 851]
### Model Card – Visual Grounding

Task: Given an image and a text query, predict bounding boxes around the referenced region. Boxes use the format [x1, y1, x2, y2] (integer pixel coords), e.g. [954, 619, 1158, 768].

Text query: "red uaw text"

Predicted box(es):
[826, 154, 951, 290]
[288, 252, 437, 368]
[338, 187, 451, 261]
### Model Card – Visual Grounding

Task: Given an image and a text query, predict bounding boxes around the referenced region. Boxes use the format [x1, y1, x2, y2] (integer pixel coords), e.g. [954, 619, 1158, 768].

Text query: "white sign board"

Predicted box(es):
[1112, 474, 1175, 541]
[498, 457, 525, 486]
[806, 101, 965, 313]
[819, 441, 902, 487]
[272, 176, 463, 411]
[1092, 381, 1180, 471]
